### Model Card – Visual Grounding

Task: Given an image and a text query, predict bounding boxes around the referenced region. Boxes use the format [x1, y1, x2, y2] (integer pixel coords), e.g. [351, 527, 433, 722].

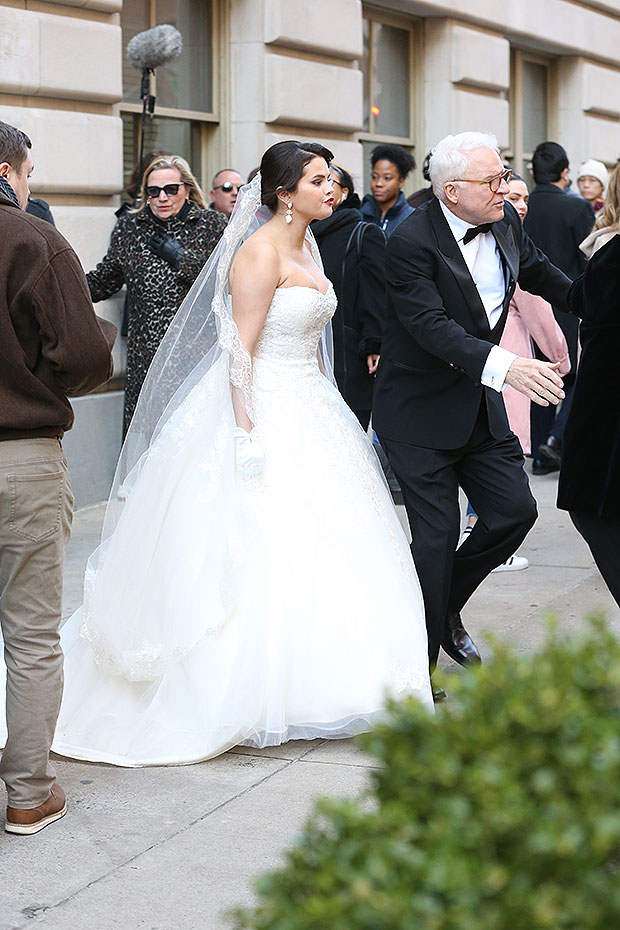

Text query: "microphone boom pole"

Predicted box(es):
[126, 24, 183, 201]
[137, 68, 156, 198]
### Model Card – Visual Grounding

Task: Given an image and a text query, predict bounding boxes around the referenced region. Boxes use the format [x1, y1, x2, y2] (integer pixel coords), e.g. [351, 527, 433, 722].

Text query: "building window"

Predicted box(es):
[359, 10, 419, 190]
[120, 0, 218, 192]
[511, 50, 554, 187]
[121, 113, 202, 185]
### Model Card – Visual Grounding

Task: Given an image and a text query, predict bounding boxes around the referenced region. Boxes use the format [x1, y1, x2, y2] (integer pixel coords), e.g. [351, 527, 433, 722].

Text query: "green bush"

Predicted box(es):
[232, 618, 620, 930]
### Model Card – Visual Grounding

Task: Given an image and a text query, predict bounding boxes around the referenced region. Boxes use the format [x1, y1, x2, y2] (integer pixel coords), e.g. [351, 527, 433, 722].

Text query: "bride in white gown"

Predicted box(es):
[30, 142, 432, 766]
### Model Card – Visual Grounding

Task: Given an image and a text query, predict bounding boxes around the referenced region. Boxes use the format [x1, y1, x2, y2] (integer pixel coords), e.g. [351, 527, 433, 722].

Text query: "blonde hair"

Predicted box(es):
[595, 163, 620, 231]
[135, 154, 207, 211]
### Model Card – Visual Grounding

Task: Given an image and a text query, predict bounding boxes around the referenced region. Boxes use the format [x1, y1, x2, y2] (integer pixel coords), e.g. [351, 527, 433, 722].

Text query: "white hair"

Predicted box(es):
[429, 132, 500, 201]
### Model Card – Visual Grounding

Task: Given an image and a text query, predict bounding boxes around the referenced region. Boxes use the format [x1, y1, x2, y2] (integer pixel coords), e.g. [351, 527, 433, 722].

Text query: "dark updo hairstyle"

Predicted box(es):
[260, 140, 334, 211]
[371, 143, 416, 180]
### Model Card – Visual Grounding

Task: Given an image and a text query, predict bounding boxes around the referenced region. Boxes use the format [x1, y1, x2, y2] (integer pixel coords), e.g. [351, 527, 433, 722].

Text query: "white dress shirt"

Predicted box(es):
[439, 200, 516, 391]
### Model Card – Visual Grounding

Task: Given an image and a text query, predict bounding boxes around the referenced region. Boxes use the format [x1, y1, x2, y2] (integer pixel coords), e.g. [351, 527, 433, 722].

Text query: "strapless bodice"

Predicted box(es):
[253, 284, 336, 367]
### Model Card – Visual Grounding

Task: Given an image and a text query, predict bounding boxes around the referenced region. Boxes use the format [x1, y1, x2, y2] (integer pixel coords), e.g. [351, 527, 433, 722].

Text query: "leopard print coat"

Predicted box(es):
[87, 202, 226, 431]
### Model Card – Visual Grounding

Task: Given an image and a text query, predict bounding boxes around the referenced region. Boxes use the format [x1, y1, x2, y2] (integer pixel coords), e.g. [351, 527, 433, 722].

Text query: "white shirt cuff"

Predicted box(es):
[481, 345, 517, 392]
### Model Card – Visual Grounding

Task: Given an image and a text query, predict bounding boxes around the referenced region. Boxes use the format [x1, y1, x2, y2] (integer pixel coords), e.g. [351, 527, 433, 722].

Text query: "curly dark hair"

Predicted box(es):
[370, 144, 416, 179]
[260, 141, 334, 212]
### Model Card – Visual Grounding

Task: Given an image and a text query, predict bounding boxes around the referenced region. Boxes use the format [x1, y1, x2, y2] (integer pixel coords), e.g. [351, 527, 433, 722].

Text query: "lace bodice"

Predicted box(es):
[253, 284, 336, 368]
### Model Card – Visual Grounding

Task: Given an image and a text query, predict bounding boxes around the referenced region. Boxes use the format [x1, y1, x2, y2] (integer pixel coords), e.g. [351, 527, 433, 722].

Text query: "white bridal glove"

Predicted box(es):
[233, 427, 265, 481]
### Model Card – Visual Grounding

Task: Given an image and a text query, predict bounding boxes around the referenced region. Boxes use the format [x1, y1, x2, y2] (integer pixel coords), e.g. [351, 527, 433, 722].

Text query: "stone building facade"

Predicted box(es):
[1, 0, 619, 504]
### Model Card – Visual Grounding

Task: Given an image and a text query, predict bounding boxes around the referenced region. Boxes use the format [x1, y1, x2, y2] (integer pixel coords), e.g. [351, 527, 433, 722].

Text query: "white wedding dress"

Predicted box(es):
[42, 283, 431, 766]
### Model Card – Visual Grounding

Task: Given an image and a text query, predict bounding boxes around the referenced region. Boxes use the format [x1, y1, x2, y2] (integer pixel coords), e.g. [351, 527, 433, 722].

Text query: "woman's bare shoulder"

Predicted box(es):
[235, 226, 281, 263]
[230, 228, 281, 291]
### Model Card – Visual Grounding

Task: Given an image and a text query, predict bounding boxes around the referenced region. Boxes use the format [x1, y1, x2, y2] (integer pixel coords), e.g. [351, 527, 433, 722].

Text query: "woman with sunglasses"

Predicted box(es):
[86, 154, 227, 433]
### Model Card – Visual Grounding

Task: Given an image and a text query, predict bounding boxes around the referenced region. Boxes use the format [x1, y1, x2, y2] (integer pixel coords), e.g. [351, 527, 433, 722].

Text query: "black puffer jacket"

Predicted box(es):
[312, 195, 387, 412]
[87, 202, 226, 431]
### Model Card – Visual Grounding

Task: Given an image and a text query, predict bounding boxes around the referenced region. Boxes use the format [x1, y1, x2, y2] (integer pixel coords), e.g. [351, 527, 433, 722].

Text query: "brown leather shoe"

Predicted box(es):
[5, 783, 67, 835]
[441, 611, 481, 667]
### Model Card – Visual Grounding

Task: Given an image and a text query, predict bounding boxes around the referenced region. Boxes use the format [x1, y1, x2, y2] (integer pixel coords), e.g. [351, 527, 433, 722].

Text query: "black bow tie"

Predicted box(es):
[463, 223, 494, 245]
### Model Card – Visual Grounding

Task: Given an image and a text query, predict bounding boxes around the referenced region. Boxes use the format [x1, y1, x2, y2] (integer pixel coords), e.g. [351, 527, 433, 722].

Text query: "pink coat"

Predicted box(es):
[501, 286, 571, 454]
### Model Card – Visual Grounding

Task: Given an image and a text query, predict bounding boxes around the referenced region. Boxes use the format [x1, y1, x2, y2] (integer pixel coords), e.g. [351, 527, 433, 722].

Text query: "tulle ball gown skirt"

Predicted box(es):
[44, 292, 433, 765]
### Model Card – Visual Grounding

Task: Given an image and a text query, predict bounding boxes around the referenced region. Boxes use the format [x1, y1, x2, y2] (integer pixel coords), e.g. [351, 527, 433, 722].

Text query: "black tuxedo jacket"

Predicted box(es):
[373, 198, 573, 449]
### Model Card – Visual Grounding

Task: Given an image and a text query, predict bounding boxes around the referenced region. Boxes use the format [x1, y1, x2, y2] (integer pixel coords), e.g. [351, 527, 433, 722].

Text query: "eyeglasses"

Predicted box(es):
[452, 168, 512, 193]
[214, 182, 241, 193]
[146, 183, 184, 198]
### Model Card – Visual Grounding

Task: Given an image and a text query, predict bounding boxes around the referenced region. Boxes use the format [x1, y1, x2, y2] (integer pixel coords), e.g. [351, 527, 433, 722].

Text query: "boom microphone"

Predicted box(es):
[127, 24, 183, 72]
[127, 25, 183, 202]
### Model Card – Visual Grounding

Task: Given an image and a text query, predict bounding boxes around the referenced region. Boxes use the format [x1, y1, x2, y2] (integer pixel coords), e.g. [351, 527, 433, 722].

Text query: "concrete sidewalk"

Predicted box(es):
[1, 469, 618, 930]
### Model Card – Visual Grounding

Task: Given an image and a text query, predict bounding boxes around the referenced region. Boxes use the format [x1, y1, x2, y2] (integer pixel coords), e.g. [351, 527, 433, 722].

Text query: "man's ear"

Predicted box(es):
[0, 161, 11, 180]
[444, 181, 458, 205]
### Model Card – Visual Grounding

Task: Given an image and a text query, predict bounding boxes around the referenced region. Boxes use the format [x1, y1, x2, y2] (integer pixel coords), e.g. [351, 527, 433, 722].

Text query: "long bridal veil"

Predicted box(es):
[78, 174, 336, 682]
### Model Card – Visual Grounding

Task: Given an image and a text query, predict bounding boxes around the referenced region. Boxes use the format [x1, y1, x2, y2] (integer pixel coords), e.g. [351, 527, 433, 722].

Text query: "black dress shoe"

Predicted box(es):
[532, 457, 560, 475]
[441, 611, 481, 666]
[538, 436, 562, 466]
[432, 684, 447, 703]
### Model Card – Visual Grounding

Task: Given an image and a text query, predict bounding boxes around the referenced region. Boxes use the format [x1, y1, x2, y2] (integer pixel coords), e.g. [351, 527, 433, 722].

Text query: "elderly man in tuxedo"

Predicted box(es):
[373, 131, 574, 688]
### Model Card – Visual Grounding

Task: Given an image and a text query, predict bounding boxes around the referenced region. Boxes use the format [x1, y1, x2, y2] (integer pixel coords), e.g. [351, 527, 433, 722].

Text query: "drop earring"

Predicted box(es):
[285, 201, 293, 224]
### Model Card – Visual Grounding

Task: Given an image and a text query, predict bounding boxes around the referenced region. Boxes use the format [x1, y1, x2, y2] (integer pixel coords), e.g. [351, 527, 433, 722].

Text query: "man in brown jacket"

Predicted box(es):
[0, 121, 117, 834]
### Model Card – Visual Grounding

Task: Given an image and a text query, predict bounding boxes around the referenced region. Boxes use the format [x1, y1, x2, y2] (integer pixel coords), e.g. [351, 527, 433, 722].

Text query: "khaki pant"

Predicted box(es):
[0, 439, 73, 809]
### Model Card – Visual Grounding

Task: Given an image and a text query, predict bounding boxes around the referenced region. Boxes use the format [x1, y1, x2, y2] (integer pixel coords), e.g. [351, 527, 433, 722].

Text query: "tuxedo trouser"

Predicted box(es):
[570, 511, 620, 608]
[0, 439, 73, 809]
[379, 406, 537, 666]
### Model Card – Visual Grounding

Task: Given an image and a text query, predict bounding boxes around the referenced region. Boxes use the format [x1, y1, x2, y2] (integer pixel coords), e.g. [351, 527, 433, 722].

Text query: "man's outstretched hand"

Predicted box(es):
[505, 358, 565, 407]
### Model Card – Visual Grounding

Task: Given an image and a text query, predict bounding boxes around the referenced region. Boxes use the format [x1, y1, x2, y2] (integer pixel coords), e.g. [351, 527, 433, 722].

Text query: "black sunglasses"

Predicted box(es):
[146, 183, 183, 198]
[214, 182, 241, 193]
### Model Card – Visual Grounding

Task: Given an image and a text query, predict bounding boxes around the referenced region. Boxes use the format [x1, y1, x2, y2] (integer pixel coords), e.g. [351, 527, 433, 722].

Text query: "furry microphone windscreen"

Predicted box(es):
[127, 24, 183, 71]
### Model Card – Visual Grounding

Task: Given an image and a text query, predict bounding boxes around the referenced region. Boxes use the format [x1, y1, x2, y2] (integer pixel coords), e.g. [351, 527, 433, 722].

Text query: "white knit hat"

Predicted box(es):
[577, 159, 609, 193]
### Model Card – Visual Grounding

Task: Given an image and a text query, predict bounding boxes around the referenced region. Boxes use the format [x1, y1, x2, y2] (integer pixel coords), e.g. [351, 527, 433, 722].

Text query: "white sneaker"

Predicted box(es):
[492, 554, 529, 572]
